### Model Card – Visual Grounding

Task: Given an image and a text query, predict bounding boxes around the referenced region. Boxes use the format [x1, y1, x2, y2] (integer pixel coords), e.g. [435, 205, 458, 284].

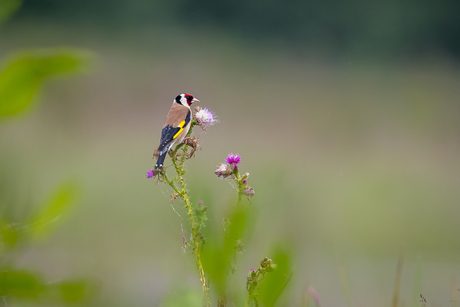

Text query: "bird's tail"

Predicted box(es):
[155, 152, 167, 170]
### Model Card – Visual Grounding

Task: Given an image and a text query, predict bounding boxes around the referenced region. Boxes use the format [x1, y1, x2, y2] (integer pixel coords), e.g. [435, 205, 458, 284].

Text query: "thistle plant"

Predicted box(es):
[147, 104, 292, 307]
[147, 105, 216, 305]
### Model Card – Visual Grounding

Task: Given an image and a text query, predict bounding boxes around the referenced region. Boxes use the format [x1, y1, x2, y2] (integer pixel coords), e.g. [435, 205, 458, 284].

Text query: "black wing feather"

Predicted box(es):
[157, 110, 191, 154]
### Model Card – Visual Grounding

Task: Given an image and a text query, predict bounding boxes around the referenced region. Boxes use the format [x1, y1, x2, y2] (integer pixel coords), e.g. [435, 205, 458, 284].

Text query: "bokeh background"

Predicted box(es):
[1, 0, 460, 306]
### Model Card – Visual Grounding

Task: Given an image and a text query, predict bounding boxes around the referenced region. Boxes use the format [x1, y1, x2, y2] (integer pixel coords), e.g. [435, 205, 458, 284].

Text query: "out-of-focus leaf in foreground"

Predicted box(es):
[258, 246, 293, 307]
[46, 278, 99, 304]
[0, 220, 22, 249]
[27, 180, 81, 240]
[160, 290, 202, 307]
[0, 0, 21, 26]
[202, 204, 250, 293]
[0, 270, 98, 304]
[0, 48, 91, 119]
[0, 269, 43, 298]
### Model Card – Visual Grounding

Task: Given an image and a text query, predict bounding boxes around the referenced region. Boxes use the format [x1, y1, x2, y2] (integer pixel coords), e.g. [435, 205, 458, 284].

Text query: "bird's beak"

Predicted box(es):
[192, 98, 200, 103]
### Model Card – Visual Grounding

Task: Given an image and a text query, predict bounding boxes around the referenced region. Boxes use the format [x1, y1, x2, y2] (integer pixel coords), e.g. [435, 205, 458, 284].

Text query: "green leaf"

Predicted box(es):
[202, 205, 250, 293]
[0, 0, 21, 26]
[0, 220, 21, 249]
[44, 278, 98, 304]
[0, 269, 43, 298]
[0, 48, 91, 119]
[160, 290, 202, 307]
[28, 180, 81, 239]
[258, 247, 293, 307]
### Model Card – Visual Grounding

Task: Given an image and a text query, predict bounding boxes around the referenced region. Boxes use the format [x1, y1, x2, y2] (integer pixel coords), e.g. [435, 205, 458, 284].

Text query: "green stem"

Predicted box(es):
[234, 170, 248, 206]
[162, 131, 210, 306]
[177, 176, 208, 303]
[217, 294, 227, 307]
[162, 172, 181, 195]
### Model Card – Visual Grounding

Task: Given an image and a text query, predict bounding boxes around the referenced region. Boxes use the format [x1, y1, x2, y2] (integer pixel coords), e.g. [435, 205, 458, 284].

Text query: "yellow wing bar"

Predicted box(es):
[173, 120, 186, 139]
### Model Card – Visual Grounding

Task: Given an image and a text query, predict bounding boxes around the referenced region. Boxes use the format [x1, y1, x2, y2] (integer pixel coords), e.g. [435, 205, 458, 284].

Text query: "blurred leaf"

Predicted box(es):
[202, 204, 249, 293]
[0, 220, 21, 249]
[61, 281, 86, 303]
[258, 246, 293, 307]
[0, 269, 43, 298]
[28, 180, 81, 239]
[44, 278, 98, 304]
[0, 48, 91, 119]
[0, 0, 21, 26]
[160, 290, 202, 307]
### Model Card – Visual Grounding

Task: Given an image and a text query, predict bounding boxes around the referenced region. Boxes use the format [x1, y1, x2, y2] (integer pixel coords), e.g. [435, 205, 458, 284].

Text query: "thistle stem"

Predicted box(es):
[162, 125, 210, 306]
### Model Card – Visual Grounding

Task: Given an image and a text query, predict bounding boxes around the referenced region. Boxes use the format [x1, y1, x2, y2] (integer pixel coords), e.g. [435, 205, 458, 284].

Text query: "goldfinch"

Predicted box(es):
[154, 93, 200, 169]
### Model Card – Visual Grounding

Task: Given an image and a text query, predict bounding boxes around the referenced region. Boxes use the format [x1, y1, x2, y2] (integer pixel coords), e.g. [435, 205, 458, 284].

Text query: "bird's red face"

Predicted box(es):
[184, 93, 199, 106]
[175, 93, 200, 107]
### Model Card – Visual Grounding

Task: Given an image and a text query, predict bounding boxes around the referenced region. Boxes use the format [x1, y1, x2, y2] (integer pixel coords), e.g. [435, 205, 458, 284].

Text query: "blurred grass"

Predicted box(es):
[1, 19, 460, 306]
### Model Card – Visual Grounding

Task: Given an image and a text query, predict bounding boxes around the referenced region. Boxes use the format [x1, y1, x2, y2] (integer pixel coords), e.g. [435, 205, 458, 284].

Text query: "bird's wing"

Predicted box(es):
[158, 108, 191, 154]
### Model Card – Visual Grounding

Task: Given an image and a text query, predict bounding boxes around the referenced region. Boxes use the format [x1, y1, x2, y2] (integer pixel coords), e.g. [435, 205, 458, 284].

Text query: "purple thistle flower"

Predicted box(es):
[199, 200, 203, 205]
[226, 153, 241, 168]
[243, 179, 247, 184]
[146, 169, 155, 178]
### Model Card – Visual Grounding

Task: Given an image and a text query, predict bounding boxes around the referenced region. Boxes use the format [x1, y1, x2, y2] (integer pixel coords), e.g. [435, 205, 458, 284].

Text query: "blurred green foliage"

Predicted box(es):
[202, 204, 251, 294]
[0, 269, 97, 304]
[257, 247, 293, 307]
[160, 290, 202, 307]
[0, 0, 21, 26]
[27, 180, 80, 240]
[0, 269, 42, 298]
[0, 5, 97, 306]
[18, 0, 460, 59]
[0, 179, 95, 305]
[0, 49, 91, 119]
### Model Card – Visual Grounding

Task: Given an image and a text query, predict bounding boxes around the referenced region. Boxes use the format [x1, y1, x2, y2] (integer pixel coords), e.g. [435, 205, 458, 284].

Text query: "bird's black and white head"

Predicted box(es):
[174, 93, 200, 107]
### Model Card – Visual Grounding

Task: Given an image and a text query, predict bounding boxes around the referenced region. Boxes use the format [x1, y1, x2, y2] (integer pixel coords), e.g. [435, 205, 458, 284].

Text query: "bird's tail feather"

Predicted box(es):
[155, 152, 167, 170]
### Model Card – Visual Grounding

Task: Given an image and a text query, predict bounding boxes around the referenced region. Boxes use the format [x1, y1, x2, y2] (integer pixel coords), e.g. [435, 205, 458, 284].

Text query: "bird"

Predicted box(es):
[154, 93, 200, 170]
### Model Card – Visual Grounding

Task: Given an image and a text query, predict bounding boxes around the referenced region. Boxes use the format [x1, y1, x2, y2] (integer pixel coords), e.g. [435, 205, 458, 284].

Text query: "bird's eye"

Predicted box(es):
[185, 95, 193, 100]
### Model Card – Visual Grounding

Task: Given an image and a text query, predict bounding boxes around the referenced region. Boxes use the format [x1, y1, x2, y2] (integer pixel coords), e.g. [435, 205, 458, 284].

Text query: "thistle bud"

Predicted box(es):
[215, 163, 233, 178]
[243, 187, 255, 198]
[260, 257, 271, 268]
[183, 136, 200, 150]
